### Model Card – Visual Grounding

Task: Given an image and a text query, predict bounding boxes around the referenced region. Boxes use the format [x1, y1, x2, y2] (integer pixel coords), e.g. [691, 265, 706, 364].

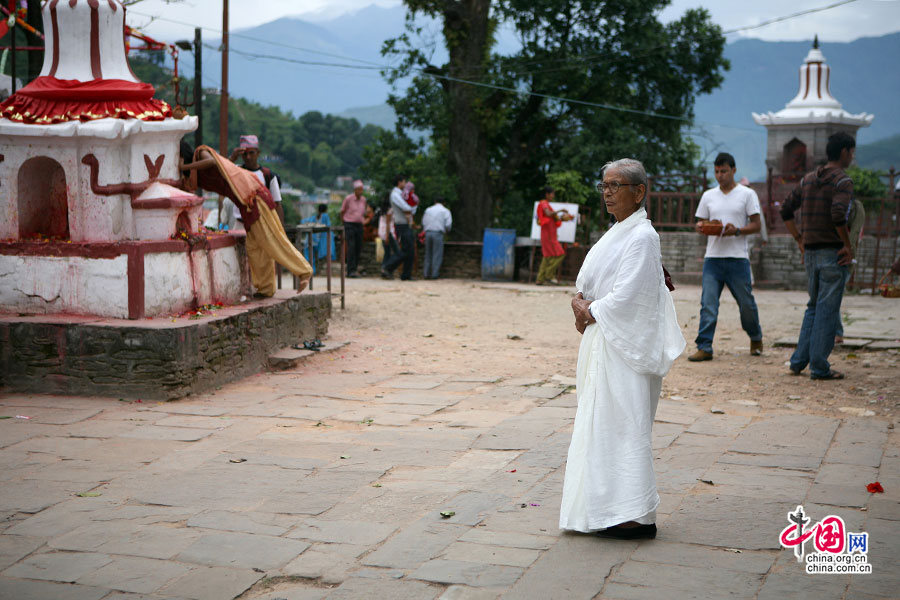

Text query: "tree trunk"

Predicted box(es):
[443, 0, 492, 241]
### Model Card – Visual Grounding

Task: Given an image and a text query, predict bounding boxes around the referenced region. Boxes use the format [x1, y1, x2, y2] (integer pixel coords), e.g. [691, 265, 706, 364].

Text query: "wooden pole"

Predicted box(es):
[219, 0, 228, 155]
[9, 16, 15, 94]
[194, 27, 202, 149]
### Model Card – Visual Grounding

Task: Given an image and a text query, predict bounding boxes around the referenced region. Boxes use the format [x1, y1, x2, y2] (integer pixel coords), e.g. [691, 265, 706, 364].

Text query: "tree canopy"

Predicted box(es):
[372, 0, 729, 239]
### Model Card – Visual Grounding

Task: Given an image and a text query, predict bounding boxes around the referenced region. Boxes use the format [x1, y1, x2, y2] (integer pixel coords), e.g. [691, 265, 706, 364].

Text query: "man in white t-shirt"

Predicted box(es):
[688, 152, 763, 361]
[231, 135, 285, 229]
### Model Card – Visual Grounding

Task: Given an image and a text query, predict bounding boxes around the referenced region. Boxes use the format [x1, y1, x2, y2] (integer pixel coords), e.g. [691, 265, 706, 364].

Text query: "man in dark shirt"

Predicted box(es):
[780, 132, 855, 380]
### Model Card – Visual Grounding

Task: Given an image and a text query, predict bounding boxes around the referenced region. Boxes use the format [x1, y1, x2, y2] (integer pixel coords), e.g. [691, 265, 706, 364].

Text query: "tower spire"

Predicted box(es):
[813, 34, 819, 49]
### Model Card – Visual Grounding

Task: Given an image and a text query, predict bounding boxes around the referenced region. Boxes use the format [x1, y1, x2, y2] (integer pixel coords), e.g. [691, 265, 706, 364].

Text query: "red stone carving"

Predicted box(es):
[81, 153, 182, 199]
[144, 154, 165, 179]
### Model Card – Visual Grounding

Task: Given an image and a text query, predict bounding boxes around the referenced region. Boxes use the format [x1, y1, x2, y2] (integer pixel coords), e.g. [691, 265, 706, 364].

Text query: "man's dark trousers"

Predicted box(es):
[384, 224, 415, 280]
[345, 222, 363, 275]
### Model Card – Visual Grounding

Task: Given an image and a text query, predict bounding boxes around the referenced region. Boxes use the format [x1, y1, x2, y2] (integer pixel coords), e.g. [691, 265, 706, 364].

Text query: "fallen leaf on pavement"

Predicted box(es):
[229, 458, 247, 463]
[76, 492, 102, 497]
[440, 511, 456, 518]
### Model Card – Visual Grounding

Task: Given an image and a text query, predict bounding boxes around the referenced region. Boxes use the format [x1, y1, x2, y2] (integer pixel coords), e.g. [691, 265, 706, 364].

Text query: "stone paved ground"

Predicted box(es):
[1, 279, 898, 599]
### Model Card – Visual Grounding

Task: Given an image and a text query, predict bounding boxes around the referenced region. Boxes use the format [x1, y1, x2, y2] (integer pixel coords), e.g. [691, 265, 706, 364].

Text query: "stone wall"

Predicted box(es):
[347, 234, 896, 291]
[655, 232, 898, 290]
[357, 241, 484, 280]
[0, 292, 331, 400]
[656, 232, 817, 289]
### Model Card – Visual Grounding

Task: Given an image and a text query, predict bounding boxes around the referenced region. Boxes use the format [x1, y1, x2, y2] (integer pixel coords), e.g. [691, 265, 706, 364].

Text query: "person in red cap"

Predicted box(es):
[180, 145, 312, 297]
[341, 180, 368, 277]
[230, 135, 286, 227]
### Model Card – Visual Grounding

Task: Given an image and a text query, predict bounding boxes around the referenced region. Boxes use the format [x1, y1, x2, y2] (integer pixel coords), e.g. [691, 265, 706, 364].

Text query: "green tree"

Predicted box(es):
[546, 171, 592, 206]
[380, 0, 728, 239]
[847, 165, 889, 200]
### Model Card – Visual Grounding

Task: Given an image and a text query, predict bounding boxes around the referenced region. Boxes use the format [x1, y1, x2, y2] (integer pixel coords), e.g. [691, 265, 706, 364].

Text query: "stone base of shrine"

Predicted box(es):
[0, 235, 247, 320]
[0, 290, 332, 400]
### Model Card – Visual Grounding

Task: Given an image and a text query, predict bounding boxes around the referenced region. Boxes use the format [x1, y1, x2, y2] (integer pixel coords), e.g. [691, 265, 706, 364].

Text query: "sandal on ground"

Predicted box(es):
[810, 370, 844, 380]
[291, 341, 320, 352]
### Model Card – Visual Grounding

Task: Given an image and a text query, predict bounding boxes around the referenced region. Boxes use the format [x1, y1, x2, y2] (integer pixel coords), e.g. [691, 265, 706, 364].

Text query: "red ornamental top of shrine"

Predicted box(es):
[0, 0, 171, 124]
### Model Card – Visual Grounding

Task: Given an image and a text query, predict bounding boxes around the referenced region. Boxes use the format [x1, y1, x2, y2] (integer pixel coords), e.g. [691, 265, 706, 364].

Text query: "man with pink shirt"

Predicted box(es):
[341, 180, 368, 278]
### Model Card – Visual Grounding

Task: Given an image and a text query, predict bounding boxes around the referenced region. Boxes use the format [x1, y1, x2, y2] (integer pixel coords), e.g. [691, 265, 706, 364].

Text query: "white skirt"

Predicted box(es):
[559, 323, 662, 532]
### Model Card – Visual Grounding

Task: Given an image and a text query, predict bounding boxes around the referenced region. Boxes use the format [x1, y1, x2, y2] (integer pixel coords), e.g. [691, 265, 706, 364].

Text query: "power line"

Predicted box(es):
[722, 0, 859, 34]
[199, 43, 764, 132]
[209, 43, 383, 71]
[191, 42, 692, 122]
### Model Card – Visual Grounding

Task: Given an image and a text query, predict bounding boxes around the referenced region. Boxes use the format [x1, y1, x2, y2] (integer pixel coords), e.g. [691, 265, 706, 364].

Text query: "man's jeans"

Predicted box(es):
[424, 231, 445, 279]
[790, 248, 848, 377]
[383, 224, 415, 280]
[695, 258, 763, 353]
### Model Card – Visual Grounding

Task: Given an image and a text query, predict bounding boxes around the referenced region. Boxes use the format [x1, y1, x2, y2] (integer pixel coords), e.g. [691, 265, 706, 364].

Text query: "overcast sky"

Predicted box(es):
[129, 0, 900, 45]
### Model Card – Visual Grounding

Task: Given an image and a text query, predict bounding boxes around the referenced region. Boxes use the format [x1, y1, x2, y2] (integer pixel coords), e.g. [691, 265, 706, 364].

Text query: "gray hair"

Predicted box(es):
[602, 158, 648, 206]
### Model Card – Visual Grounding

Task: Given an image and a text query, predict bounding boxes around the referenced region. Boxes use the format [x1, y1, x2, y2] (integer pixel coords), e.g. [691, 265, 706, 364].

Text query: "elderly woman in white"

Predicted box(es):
[560, 158, 685, 540]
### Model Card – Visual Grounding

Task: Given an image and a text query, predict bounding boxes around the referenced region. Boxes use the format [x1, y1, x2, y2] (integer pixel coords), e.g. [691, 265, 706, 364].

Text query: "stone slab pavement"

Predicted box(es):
[1, 368, 898, 600]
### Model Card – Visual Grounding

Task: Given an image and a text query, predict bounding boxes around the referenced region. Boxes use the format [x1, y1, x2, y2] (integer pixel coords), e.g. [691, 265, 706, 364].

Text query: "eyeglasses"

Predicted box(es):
[597, 181, 640, 194]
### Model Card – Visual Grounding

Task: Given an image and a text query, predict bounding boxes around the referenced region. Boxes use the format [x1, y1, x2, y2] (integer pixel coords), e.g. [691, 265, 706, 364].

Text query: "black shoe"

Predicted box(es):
[810, 370, 844, 380]
[347, 272, 359, 279]
[596, 524, 657, 540]
[380, 269, 393, 280]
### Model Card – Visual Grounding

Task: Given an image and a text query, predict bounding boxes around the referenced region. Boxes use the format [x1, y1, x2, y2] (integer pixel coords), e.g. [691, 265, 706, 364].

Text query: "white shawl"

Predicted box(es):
[576, 208, 685, 376]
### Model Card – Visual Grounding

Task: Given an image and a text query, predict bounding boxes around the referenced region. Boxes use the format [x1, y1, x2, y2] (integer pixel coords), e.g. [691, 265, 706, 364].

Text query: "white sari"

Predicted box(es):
[559, 208, 685, 532]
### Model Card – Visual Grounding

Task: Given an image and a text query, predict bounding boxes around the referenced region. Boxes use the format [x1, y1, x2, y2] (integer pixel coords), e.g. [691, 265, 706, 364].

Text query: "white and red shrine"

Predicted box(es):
[0, 0, 243, 319]
[752, 37, 874, 174]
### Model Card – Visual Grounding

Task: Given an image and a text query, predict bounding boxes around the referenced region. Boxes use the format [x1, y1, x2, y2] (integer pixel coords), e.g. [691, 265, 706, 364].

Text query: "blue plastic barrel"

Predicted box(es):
[481, 228, 517, 281]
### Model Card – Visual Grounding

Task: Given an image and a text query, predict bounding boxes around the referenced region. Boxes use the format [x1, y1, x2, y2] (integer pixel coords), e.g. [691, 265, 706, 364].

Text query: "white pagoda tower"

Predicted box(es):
[752, 36, 874, 174]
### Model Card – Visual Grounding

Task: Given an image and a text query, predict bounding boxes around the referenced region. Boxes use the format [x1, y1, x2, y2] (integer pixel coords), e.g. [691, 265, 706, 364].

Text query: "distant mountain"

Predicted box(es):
[174, 6, 899, 180]
[857, 134, 900, 173]
[339, 104, 397, 130]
